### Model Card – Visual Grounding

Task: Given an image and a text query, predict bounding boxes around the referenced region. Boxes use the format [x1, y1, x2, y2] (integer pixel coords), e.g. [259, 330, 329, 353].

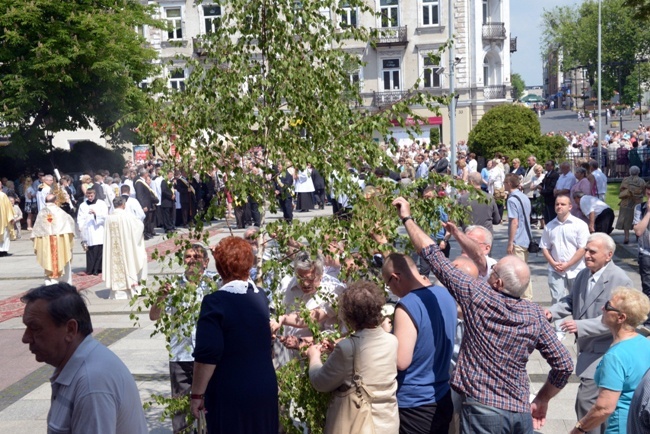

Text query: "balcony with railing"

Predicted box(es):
[373, 26, 408, 47]
[484, 85, 507, 100]
[192, 37, 208, 56]
[482, 22, 506, 40]
[510, 36, 517, 53]
[373, 90, 410, 106]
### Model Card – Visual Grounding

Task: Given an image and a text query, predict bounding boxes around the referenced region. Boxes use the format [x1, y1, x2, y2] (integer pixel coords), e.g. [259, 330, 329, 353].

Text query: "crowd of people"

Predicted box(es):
[9, 136, 650, 434]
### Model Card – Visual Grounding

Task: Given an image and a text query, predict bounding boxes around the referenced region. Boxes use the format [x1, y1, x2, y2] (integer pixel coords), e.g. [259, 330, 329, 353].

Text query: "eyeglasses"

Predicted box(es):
[297, 274, 319, 284]
[491, 264, 500, 280]
[604, 300, 622, 313]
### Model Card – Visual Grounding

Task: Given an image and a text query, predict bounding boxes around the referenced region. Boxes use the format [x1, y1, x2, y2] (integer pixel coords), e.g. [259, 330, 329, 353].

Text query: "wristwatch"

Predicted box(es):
[574, 421, 587, 433]
[401, 216, 414, 225]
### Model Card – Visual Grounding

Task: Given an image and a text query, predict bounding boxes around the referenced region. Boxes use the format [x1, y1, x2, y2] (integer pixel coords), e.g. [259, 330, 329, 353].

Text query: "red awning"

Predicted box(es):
[390, 116, 443, 126]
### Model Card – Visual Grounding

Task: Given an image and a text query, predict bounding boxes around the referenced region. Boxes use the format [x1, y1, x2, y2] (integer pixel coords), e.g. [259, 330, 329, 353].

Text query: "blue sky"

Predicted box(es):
[510, 0, 581, 86]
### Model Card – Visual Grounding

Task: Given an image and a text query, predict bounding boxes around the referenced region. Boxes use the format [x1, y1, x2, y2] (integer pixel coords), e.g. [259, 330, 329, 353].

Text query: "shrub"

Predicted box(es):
[467, 104, 541, 161]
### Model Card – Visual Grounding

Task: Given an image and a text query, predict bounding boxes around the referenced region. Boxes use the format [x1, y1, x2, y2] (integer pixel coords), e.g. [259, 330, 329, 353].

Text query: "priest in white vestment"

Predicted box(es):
[77, 187, 108, 275]
[0, 187, 15, 257]
[103, 196, 148, 299]
[31, 194, 76, 284]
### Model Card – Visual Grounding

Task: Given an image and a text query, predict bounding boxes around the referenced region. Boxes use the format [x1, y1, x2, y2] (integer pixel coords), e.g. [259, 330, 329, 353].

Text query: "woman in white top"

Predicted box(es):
[488, 158, 505, 218]
[294, 166, 315, 212]
[487, 159, 504, 195]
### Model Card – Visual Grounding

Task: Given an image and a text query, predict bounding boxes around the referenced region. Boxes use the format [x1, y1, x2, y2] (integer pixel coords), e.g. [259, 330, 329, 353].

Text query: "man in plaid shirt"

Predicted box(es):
[393, 197, 574, 433]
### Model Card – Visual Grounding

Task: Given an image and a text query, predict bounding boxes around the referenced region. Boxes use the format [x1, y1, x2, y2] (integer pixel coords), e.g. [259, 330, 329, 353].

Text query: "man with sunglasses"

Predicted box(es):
[546, 233, 632, 434]
[392, 196, 573, 433]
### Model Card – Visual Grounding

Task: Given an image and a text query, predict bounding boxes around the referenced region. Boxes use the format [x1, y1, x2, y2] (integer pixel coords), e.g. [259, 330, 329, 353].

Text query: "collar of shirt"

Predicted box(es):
[52, 335, 98, 385]
[590, 261, 610, 285]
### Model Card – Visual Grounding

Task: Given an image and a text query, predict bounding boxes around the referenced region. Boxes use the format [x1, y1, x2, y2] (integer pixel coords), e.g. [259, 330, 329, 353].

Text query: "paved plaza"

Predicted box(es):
[0, 200, 643, 433]
[538, 106, 649, 135]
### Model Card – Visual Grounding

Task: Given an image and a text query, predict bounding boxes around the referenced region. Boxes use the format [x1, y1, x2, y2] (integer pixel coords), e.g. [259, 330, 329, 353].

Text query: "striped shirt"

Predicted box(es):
[421, 244, 574, 413]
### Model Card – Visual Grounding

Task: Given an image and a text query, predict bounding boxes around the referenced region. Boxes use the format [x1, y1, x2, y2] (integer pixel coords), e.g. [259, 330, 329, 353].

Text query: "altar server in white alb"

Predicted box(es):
[77, 187, 108, 275]
[103, 197, 148, 299]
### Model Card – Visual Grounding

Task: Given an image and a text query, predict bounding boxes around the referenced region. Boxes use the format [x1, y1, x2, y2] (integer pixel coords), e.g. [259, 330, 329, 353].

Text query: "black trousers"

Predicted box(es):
[85, 244, 103, 275]
[161, 206, 175, 232]
[595, 208, 615, 234]
[543, 200, 557, 223]
[144, 209, 155, 237]
[170, 361, 193, 434]
[399, 390, 453, 434]
[278, 196, 293, 223]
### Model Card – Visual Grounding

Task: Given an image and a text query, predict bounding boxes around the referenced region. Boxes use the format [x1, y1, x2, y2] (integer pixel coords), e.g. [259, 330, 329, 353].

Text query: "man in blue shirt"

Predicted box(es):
[382, 253, 457, 433]
[505, 173, 533, 300]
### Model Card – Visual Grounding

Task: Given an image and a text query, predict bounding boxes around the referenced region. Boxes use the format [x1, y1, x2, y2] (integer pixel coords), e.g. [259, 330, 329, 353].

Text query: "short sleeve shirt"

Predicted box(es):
[506, 190, 531, 248]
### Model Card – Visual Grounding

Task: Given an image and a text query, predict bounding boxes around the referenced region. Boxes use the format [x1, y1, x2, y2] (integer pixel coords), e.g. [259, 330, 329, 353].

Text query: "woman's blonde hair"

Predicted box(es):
[612, 287, 650, 327]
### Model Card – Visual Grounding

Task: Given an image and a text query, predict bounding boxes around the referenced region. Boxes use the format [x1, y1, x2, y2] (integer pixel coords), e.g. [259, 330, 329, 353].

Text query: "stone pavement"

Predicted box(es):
[0, 207, 642, 433]
[539, 107, 647, 135]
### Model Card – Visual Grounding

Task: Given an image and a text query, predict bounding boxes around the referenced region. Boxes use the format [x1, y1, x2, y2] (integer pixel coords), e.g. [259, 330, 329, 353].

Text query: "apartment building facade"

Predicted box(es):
[142, 0, 512, 148]
[49, 0, 512, 151]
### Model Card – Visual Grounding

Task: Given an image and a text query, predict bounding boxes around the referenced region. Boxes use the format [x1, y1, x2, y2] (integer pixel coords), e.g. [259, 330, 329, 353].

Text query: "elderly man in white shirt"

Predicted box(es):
[553, 162, 577, 198]
[574, 191, 615, 234]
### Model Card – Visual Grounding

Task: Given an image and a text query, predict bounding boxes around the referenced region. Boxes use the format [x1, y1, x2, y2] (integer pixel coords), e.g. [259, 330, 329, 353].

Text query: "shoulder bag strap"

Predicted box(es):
[512, 194, 533, 243]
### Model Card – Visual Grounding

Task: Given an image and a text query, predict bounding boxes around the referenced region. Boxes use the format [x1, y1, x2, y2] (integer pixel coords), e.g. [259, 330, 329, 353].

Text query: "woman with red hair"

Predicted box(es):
[190, 236, 278, 433]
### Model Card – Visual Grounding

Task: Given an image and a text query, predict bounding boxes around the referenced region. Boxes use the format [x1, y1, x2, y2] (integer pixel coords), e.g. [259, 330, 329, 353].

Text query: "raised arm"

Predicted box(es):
[391, 197, 434, 252]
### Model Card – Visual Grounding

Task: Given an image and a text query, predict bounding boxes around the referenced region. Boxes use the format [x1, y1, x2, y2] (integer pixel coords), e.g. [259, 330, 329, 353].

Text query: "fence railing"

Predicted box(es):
[566, 147, 650, 178]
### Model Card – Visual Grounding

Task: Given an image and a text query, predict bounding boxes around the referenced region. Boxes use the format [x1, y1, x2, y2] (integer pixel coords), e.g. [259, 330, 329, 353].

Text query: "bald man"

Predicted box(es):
[393, 196, 574, 433]
[382, 253, 457, 433]
[451, 256, 479, 278]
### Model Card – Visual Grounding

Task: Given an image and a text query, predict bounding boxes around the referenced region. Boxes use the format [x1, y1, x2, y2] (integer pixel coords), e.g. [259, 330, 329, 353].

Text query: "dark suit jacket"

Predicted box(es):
[160, 179, 175, 208]
[548, 262, 633, 378]
[433, 157, 449, 174]
[540, 169, 559, 205]
[134, 177, 154, 210]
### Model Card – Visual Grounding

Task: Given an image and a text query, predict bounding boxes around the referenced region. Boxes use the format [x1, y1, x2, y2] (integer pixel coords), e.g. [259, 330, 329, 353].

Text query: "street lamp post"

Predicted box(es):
[448, 0, 456, 177]
[597, 0, 602, 166]
[639, 62, 643, 123]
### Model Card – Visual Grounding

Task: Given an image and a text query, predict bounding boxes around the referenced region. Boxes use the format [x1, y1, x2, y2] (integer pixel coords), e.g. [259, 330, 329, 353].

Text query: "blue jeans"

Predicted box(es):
[460, 397, 533, 434]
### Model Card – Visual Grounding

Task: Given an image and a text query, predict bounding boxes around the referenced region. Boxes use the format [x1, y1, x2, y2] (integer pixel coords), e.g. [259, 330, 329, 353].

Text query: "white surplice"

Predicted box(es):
[102, 208, 147, 299]
[77, 200, 108, 246]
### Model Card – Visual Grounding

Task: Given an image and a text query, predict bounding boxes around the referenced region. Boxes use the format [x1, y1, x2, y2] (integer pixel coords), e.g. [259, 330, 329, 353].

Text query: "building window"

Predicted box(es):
[382, 59, 401, 90]
[349, 70, 361, 87]
[423, 57, 441, 88]
[203, 4, 221, 34]
[135, 25, 147, 39]
[482, 0, 489, 24]
[380, 0, 399, 27]
[165, 7, 183, 40]
[422, 0, 439, 26]
[169, 69, 186, 91]
[339, 3, 357, 28]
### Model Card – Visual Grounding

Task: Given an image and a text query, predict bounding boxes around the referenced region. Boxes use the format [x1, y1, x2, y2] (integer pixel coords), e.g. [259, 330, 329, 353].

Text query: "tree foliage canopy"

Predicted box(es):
[132, 0, 474, 431]
[0, 0, 163, 154]
[511, 73, 525, 100]
[540, 0, 650, 104]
